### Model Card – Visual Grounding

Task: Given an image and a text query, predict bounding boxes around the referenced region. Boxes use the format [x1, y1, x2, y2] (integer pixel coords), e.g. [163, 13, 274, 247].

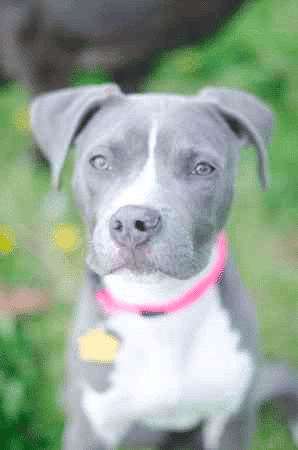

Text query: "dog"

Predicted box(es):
[30, 84, 298, 450]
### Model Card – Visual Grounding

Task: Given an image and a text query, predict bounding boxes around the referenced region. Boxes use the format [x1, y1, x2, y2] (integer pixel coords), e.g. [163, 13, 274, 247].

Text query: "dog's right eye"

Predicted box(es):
[89, 155, 110, 170]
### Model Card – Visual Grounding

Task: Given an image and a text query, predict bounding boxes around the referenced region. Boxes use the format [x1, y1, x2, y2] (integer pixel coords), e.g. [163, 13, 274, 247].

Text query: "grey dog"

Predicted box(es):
[31, 84, 298, 450]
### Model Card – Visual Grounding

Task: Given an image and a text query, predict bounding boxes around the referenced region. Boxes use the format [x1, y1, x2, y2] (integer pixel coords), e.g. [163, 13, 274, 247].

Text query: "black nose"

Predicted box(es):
[110, 206, 162, 248]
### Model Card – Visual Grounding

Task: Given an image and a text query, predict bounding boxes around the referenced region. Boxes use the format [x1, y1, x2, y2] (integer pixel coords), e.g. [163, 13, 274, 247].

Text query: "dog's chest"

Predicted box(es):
[82, 286, 254, 435]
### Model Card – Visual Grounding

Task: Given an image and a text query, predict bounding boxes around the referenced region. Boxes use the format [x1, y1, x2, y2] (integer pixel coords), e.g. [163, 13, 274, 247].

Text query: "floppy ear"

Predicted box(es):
[30, 83, 123, 189]
[197, 87, 274, 190]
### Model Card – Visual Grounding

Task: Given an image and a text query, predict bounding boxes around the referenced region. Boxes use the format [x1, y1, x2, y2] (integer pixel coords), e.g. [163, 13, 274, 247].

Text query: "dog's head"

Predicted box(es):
[31, 84, 273, 280]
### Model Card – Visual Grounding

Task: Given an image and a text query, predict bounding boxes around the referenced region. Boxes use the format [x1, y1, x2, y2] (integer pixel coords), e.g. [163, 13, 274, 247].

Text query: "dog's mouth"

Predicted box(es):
[87, 227, 214, 280]
[110, 246, 158, 275]
[87, 242, 161, 276]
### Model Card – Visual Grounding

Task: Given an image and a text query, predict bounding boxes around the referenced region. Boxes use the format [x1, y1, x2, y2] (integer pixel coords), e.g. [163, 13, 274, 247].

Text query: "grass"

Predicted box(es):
[0, 0, 298, 448]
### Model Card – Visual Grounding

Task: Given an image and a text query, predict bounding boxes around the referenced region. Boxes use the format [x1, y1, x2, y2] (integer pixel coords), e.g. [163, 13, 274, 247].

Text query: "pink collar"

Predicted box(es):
[96, 231, 227, 316]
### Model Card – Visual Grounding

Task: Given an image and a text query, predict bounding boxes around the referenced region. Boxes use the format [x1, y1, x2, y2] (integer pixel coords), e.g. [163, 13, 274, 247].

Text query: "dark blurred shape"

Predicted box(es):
[0, 0, 247, 166]
[0, 0, 247, 94]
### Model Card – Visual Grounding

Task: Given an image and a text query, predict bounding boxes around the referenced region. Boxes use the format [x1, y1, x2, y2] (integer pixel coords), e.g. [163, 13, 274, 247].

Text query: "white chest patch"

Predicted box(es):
[81, 286, 254, 445]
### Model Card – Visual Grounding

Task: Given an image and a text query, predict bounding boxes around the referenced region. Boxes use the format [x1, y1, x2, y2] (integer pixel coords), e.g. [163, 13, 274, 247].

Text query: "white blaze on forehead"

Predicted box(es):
[148, 119, 158, 164]
[108, 119, 160, 212]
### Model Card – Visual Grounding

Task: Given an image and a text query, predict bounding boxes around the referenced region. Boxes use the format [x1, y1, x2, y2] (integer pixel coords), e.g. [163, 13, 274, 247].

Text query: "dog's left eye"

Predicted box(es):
[192, 162, 215, 176]
[89, 155, 110, 170]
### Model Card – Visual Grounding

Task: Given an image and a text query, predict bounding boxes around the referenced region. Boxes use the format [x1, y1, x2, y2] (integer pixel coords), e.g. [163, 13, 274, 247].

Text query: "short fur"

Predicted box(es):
[31, 84, 298, 450]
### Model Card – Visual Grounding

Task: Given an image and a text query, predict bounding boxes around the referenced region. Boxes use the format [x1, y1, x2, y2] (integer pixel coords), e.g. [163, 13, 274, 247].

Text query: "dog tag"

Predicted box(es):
[78, 328, 120, 363]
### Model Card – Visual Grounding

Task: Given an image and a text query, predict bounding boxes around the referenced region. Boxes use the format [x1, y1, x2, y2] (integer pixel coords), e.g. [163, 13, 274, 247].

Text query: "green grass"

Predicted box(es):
[0, 0, 298, 448]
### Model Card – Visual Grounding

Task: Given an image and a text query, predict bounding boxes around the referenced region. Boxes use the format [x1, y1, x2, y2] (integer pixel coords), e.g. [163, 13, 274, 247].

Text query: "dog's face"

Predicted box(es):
[31, 85, 273, 280]
[74, 96, 237, 279]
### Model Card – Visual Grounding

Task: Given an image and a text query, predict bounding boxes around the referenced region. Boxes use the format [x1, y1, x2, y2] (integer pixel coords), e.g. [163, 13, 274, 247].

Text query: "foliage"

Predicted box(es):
[0, 321, 50, 450]
[0, 0, 298, 449]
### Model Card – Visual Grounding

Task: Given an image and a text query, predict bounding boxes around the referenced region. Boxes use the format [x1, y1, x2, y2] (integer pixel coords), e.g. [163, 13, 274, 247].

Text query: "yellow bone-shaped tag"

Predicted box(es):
[78, 328, 120, 363]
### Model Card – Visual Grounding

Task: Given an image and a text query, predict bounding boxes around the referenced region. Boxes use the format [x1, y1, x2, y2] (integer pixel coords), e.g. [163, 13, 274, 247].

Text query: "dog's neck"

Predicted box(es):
[97, 232, 227, 315]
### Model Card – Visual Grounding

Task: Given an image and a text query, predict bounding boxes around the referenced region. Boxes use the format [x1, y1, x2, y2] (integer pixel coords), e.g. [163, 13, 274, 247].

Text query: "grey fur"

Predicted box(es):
[31, 85, 298, 450]
[31, 84, 123, 187]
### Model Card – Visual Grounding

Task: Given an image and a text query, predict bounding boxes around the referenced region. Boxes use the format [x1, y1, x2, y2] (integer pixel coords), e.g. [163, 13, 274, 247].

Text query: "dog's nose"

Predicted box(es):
[110, 206, 161, 247]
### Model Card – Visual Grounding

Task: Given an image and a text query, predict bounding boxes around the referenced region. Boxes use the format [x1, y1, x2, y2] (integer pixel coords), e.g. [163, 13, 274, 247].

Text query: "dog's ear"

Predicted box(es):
[197, 87, 274, 190]
[30, 83, 123, 189]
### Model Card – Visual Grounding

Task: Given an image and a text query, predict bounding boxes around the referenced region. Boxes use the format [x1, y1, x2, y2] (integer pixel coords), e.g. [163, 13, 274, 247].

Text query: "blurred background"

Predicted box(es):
[0, 0, 298, 448]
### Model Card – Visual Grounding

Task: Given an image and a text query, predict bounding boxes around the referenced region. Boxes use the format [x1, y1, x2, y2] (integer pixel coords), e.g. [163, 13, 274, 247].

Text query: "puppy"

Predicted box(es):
[31, 84, 298, 450]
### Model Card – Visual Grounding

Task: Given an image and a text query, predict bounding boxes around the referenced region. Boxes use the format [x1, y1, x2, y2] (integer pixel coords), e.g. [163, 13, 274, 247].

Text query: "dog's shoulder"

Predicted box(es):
[218, 255, 259, 355]
[66, 270, 118, 393]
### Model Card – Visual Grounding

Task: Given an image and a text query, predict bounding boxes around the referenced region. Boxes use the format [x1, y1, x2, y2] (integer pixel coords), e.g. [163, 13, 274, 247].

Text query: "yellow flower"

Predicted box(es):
[0, 225, 16, 254]
[14, 106, 30, 131]
[52, 224, 81, 252]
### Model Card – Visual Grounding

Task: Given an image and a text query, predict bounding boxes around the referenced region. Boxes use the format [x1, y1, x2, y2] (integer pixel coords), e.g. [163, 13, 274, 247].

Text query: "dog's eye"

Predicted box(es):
[192, 162, 215, 176]
[89, 155, 110, 170]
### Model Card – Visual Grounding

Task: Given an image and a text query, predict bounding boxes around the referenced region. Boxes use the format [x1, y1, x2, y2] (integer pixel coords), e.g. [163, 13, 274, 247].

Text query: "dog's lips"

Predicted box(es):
[110, 246, 158, 274]
[90, 232, 210, 279]
[86, 243, 159, 276]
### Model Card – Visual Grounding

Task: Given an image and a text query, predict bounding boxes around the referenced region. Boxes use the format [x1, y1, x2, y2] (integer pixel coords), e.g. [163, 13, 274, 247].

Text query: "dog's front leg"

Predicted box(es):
[206, 407, 256, 450]
[63, 404, 116, 450]
[63, 381, 130, 450]
[80, 382, 139, 449]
